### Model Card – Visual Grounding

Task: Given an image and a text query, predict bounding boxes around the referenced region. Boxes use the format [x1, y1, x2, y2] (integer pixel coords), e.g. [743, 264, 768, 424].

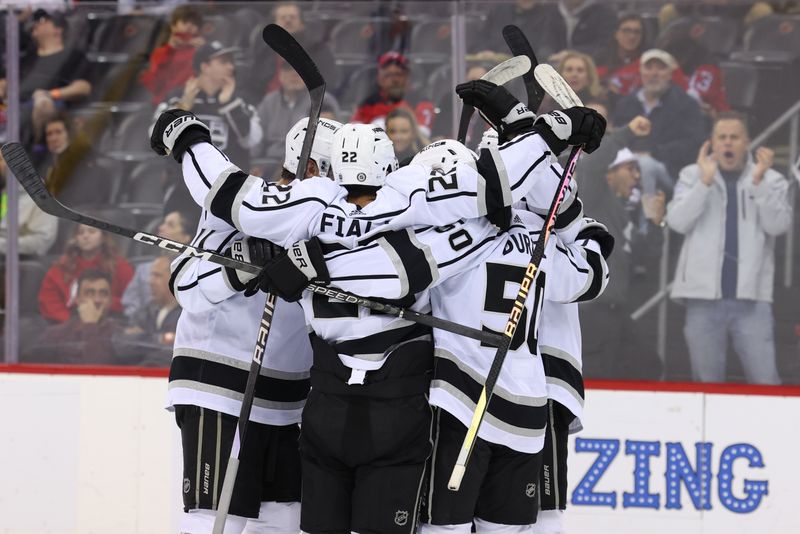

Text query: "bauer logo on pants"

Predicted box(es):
[394, 510, 408, 526]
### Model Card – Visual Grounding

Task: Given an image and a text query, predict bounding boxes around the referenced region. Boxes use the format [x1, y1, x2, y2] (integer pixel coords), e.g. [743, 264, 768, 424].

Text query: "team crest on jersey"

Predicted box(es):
[183, 478, 191, 494]
[526, 482, 537, 498]
[394, 510, 409, 526]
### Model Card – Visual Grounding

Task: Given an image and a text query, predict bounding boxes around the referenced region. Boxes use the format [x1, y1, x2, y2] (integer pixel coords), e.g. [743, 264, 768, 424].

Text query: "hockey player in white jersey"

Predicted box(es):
[149, 77, 603, 252]
[252, 208, 611, 534]
[166, 116, 341, 534]
[154, 80, 604, 533]
[480, 126, 602, 534]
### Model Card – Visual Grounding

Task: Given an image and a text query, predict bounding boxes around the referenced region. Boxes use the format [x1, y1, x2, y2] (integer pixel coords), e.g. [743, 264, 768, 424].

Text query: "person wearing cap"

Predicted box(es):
[11, 8, 91, 147]
[579, 126, 666, 379]
[140, 5, 205, 105]
[351, 51, 435, 137]
[153, 40, 262, 172]
[611, 48, 707, 181]
[666, 111, 792, 385]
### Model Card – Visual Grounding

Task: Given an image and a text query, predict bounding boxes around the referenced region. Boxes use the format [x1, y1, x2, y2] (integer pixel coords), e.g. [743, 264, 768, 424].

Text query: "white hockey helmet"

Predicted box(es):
[332, 123, 398, 187]
[477, 129, 499, 151]
[283, 117, 343, 177]
[410, 139, 478, 172]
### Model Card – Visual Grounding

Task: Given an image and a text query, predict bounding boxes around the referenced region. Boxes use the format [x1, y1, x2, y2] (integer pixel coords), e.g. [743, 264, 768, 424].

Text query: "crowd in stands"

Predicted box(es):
[0, 0, 798, 384]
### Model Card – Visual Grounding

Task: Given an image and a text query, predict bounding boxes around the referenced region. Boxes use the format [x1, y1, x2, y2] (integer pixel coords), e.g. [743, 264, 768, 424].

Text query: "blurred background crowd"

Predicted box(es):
[0, 0, 798, 385]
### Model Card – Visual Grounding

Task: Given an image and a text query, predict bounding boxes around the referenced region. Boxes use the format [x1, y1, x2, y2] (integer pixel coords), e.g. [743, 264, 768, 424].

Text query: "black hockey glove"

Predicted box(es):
[533, 107, 606, 156]
[576, 219, 615, 259]
[455, 80, 535, 142]
[222, 237, 285, 295]
[249, 237, 331, 302]
[150, 109, 211, 163]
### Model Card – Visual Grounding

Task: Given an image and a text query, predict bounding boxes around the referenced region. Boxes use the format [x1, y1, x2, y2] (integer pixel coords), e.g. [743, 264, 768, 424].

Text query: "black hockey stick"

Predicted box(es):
[502, 25, 545, 112]
[262, 23, 325, 181]
[448, 65, 586, 491]
[213, 24, 328, 534]
[0, 142, 502, 348]
[456, 55, 531, 143]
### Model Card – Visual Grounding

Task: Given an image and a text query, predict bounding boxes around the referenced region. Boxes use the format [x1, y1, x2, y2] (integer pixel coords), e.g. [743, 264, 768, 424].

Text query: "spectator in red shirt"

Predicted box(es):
[38, 224, 134, 323]
[32, 269, 125, 365]
[663, 37, 731, 117]
[139, 5, 205, 105]
[351, 52, 435, 137]
[596, 14, 647, 96]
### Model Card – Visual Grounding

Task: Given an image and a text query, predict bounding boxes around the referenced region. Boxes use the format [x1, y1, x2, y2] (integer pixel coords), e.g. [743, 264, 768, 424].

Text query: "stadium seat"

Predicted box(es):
[329, 17, 389, 65]
[336, 64, 377, 111]
[720, 61, 760, 111]
[18, 260, 48, 315]
[87, 14, 164, 59]
[121, 160, 169, 205]
[744, 14, 800, 57]
[202, 15, 243, 49]
[408, 19, 451, 65]
[658, 16, 742, 58]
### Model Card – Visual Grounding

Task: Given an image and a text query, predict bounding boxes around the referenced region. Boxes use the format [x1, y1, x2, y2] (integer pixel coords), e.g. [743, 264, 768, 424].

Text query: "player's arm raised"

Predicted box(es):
[151, 109, 339, 246]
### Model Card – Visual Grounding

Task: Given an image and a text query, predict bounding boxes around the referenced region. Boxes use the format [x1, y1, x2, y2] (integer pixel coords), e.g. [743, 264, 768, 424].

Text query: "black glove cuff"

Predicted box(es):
[498, 117, 536, 143]
[172, 125, 212, 163]
[486, 206, 512, 231]
[577, 227, 615, 259]
[263, 254, 312, 302]
[532, 123, 568, 156]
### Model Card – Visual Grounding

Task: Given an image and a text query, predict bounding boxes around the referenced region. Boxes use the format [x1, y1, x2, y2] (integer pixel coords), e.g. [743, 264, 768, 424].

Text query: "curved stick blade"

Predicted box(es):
[533, 64, 583, 108]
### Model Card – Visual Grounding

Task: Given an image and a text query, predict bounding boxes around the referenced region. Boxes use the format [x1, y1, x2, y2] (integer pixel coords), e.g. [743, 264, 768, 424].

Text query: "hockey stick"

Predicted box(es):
[262, 24, 324, 181]
[212, 24, 328, 534]
[456, 55, 531, 143]
[447, 65, 586, 491]
[0, 142, 502, 348]
[502, 25, 545, 112]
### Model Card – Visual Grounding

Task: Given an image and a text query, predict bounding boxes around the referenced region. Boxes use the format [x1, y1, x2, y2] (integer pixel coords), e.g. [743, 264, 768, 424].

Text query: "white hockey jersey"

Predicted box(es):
[177, 131, 581, 250]
[169, 130, 585, 391]
[317, 211, 609, 453]
[167, 210, 312, 426]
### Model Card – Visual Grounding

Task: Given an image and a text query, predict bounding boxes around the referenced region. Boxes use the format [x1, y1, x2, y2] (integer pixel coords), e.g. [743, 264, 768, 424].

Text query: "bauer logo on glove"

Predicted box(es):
[533, 107, 606, 156]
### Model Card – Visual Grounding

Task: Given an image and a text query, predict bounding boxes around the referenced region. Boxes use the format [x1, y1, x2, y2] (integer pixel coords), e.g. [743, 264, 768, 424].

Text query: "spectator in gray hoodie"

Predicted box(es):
[666, 111, 792, 384]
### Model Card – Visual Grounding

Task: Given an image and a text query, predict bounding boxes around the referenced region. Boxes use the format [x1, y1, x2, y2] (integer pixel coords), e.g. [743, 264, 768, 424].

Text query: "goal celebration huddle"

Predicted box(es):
[4, 23, 612, 534]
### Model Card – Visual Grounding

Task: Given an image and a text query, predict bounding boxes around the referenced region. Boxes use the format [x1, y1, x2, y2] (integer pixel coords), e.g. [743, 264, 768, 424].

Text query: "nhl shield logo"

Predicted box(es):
[394, 510, 409, 526]
[183, 478, 191, 494]
[525, 482, 537, 498]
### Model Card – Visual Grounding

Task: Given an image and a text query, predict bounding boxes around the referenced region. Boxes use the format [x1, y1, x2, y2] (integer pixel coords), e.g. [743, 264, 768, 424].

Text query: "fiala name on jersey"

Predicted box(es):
[320, 213, 377, 238]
